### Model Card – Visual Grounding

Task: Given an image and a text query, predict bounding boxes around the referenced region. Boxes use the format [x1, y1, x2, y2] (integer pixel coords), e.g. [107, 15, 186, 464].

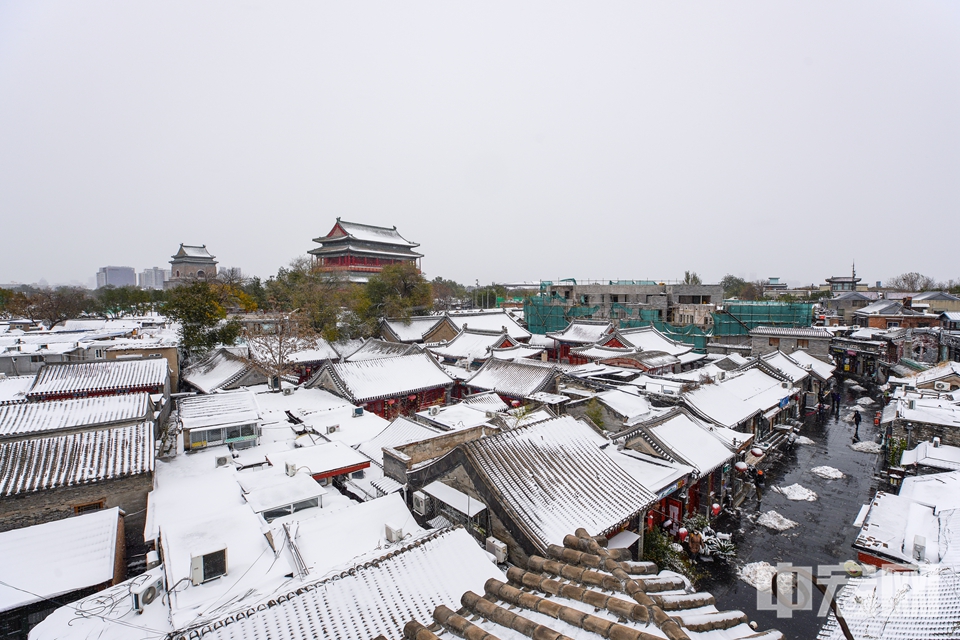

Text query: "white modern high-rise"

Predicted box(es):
[138, 267, 167, 290]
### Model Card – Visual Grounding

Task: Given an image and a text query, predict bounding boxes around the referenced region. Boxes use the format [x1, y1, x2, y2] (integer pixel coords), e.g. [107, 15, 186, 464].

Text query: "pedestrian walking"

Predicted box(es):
[853, 411, 862, 428]
[688, 530, 703, 562]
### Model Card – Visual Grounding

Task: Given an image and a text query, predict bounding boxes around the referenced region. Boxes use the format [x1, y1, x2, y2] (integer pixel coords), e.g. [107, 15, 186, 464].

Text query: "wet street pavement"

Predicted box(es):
[700, 390, 885, 639]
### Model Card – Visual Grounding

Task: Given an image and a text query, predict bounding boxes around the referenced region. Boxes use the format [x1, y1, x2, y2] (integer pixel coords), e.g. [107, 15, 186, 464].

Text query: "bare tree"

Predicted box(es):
[243, 312, 316, 389]
[886, 272, 937, 292]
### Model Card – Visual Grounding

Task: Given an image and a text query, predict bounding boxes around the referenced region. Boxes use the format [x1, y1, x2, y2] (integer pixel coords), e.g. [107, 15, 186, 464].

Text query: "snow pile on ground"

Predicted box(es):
[811, 466, 845, 480]
[843, 379, 858, 386]
[850, 384, 867, 393]
[774, 483, 818, 501]
[851, 441, 883, 454]
[756, 510, 798, 531]
[738, 561, 797, 593]
[857, 397, 876, 406]
[795, 436, 815, 445]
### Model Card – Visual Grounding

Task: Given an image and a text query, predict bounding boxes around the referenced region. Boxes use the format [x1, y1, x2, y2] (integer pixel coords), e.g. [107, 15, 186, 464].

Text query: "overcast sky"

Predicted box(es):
[1, 2, 958, 289]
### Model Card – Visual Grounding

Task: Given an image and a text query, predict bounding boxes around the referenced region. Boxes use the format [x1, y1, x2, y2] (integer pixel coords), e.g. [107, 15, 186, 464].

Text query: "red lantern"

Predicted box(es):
[751, 447, 764, 458]
[678, 527, 688, 542]
[711, 503, 721, 517]
[734, 461, 749, 472]
[646, 513, 654, 530]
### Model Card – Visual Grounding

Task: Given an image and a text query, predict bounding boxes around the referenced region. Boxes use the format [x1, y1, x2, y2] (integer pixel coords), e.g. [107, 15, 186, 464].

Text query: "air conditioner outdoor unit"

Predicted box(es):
[131, 574, 165, 614]
[485, 411, 496, 419]
[190, 548, 228, 586]
[412, 490, 431, 516]
[285, 461, 297, 477]
[934, 381, 951, 392]
[352, 407, 364, 418]
[909, 400, 917, 410]
[429, 406, 440, 416]
[385, 523, 404, 543]
[781, 382, 789, 389]
[327, 425, 340, 434]
[913, 535, 926, 562]
[485, 537, 508, 564]
[282, 387, 294, 396]
[933, 437, 941, 448]
[145, 550, 161, 570]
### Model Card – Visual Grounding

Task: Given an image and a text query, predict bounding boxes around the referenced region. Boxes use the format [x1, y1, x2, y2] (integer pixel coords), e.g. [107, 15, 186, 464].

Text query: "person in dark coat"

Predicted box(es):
[853, 411, 862, 427]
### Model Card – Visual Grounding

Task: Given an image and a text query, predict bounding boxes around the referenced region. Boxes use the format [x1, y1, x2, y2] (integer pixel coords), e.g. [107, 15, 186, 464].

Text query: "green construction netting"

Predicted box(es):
[712, 301, 814, 337]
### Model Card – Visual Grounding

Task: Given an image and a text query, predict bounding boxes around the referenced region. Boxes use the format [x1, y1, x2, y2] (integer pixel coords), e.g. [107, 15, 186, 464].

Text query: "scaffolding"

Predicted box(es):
[712, 301, 814, 337]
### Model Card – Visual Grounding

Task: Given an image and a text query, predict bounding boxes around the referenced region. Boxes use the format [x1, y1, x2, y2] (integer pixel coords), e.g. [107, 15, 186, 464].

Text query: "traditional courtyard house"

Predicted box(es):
[307, 352, 455, 419]
[443, 309, 532, 343]
[900, 440, 960, 473]
[908, 290, 960, 314]
[165, 243, 217, 288]
[749, 326, 832, 360]
[487, 343, 546, 363]
[571, 344, 682, 374]
[25, 359, 169, 402]
[342, 338, 421, 362]
[546, 320, 614, 362]
[566, 387, 659, 431]
[612, 408, 738, 520]
[426, 328, 518, 368]
[105, 338, 181, 390]
[0, 421, 154, 550]
[822, 290, 875, 324]
[379, 314, 458, 344]
[284, 338, 341, 382]
[683, 367, 797, 442]
[177, 390, 262, 452]
[266, 441, 371, 491]
[880, 391, 960, 447]
[853, 298, 939, 330]
[464, 358, 557, 405]
[0, 375, 32, 405]
[309, 218, 423, 283]
[181, 348, 267, 393]
[0, 341, 79, 377]
[0, 508, 125, 638]
[404, 415, 655, 563]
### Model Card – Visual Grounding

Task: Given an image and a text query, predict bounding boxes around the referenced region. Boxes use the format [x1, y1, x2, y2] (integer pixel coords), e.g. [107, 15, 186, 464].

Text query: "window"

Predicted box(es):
[610, 294, 619, 303]
[30, 355, 44, 363]
[769, 338, 780, 347]
[887, 322, 900, 328]
[95, 349, 104, 359]
[796, 339, 809, 349]
[74, 500, 105, 514]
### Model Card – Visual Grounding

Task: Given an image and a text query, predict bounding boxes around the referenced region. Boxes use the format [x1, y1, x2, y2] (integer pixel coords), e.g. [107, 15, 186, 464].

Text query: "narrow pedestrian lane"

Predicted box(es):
[700, 389, 884, 639]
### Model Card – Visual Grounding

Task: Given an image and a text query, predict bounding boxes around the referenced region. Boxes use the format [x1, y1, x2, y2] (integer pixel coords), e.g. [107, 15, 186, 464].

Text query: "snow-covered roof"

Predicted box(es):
[315, 352, 454, 404]
[683, 368, 795, 429]
[465, 358, 556, 399]
[342, 338, 420, 362]
[463, 415, 655, 553]
[0, 507, 120, 612]
[181, 348, 262, 394]
[901, 441, 960, 471]
[0, 375, 33, 405]
[423, 480, 486, 517]
[749, 326, 832, 338]
[898, 360, 960, 387]
[178, 390, 261, 431]
[426, 328, 515, 362]
[818, 566, 960, 640]
[570, 344, 638, 361]
[170, 527, 503, 640]
[595, 388, 654, 425]
[356, 417, 443, 465]
[173, 243, 216, 259]
[885, 394, 960, 429]
[446, 310, 531, 341]
[0, 392, 151, 440]
[243, 473, 328, 514]
[27, 359, 168, 399]
[760, 351, 810, 384]
[643, 411, 735, 476]
[787, 349, 836, 381]
[603, 447, 693, 497]
[416, 403, 491, 431]
[488, 344, 546, 361]
[379, 316, 447, 343]
[286, 338, 340, 363]
[460, 391, 510, 412]
[614, 325, 693, 356]
[546, 320, 614, 345]
[318, 219, 420, 247]
[0, 422, 154, 496]
[277, 493, 425, 577]
[266, 440, 370, 478]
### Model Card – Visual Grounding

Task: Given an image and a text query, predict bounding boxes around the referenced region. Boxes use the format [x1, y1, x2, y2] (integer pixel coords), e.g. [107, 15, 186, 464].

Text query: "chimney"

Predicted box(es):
[903, 297, 912, 309]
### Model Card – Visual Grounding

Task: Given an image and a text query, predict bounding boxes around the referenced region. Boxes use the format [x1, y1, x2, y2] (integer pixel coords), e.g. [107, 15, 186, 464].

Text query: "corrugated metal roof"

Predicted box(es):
[0, 393, 151, 440]
[28, 359, 168, 399]
[178, 390, 261, 430]
[0, 422, 154, 496]
[465, 358, 556, 398]
[464, 416, 654, 553]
